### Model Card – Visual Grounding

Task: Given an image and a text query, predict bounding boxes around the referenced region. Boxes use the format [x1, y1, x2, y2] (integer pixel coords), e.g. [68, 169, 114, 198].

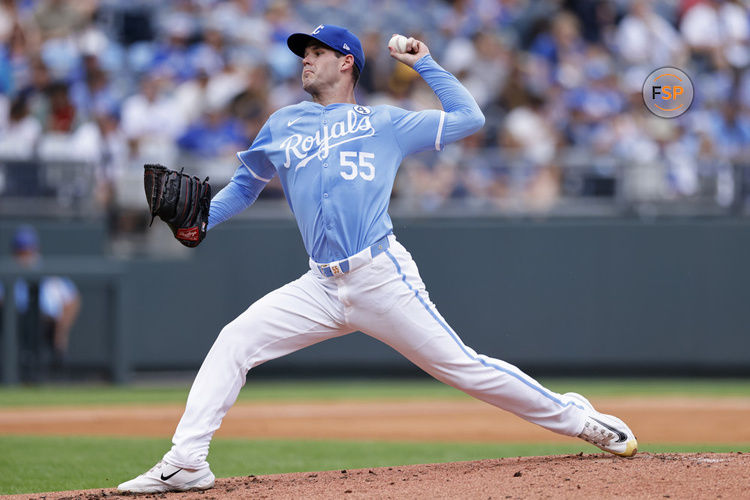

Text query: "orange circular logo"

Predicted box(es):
[642, 67, 694, 118]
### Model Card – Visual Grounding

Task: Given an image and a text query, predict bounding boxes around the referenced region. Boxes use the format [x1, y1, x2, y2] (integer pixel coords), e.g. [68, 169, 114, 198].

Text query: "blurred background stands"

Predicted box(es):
[0, 0, 747, 246]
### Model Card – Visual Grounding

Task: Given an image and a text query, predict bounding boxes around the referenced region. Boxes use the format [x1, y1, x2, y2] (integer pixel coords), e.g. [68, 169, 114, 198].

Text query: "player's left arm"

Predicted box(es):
[207, 166, 270, 230]
[390, 36, 485, 145]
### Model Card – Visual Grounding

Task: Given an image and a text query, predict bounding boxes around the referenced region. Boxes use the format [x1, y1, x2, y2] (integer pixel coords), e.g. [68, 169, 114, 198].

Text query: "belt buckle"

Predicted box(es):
[329, 262, 344, 276]
[319, 261, 345, 277]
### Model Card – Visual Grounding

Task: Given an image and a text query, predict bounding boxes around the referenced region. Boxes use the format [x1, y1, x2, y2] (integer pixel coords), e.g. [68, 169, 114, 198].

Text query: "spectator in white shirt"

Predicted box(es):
[0, 94, 42, 158]
[680, 0, 750, 70]
[615, 0, 687, 68]
[120, 74, 185, 166]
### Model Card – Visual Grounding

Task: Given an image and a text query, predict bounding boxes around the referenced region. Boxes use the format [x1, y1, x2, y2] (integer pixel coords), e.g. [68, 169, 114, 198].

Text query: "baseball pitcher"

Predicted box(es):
[120, 25, 637, 494]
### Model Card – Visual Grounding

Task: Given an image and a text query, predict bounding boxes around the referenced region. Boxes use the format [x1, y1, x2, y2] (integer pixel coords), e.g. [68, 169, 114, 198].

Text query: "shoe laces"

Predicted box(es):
[580, 418, 617, 447]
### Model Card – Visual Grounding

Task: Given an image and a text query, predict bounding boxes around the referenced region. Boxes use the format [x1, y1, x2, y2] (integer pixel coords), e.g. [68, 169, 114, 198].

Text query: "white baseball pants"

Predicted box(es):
[164, 235, 588, 469]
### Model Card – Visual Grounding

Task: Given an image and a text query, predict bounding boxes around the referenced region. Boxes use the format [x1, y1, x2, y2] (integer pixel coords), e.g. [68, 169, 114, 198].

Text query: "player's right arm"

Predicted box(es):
[207, 121, 276, 230]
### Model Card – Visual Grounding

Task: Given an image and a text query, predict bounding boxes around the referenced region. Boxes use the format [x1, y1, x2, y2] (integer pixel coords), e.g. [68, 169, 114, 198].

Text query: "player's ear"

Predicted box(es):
[340, 54, 355, 73]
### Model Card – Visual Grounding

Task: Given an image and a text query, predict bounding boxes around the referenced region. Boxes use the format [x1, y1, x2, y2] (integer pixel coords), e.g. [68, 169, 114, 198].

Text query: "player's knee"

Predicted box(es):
[214, 321, 248, 351]
[426, 359, 488, 392]
[426, 363, 468, 388]
[215, 315, 270, 352]
[212, 323, 255, 367]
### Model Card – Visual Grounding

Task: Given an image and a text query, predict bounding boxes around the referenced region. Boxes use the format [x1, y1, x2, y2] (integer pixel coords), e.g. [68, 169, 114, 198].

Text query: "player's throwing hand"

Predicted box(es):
[388, 34, 429, 67]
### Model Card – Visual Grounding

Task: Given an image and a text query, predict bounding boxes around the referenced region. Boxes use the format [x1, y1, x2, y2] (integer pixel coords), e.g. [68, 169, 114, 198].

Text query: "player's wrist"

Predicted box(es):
[412, 53, 434, 72]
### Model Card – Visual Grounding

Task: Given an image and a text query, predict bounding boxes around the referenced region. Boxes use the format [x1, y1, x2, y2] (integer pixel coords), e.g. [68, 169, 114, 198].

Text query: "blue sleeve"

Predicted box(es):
[207, 121, 276, 230]
[236, 121, 276, 182]
[207, 165, 272, 230]
[388, 106, 444, 156]
[391, 54, 484, 156]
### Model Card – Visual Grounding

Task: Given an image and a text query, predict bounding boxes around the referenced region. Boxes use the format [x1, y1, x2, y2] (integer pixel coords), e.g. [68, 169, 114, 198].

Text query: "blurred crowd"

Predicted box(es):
[1, 0, 749, 219]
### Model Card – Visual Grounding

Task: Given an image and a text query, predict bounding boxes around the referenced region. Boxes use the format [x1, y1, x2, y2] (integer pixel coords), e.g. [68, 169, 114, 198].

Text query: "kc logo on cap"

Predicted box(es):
[287, 24, 365, 73]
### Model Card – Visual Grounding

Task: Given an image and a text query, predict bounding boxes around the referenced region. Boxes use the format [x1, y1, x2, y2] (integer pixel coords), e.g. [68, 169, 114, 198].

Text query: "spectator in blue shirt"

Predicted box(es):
[0, 225, 81, 381]
[177, 106, 247, 158]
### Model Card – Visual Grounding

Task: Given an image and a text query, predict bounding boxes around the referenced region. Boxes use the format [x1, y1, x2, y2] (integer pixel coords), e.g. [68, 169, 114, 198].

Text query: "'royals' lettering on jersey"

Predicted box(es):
[238, 101, 444, 262]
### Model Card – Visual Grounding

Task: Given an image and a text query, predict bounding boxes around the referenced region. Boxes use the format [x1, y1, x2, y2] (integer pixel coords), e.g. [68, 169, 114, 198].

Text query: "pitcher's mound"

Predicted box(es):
[14, 452, 748, 499]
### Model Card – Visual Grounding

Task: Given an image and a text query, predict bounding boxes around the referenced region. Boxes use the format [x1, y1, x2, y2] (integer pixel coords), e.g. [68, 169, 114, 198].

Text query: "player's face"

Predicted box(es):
[301, 42, 344, 94]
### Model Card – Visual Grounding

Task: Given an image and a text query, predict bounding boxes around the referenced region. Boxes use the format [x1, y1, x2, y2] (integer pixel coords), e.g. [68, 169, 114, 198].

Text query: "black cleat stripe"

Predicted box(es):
[160, 468, 183, 481]
[591, 417, 628, 443]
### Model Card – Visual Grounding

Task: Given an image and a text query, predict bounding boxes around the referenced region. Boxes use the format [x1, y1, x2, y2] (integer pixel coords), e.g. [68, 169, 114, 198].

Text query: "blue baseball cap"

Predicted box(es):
[12, 225, 39, 253]
[287, 24, 365, 73]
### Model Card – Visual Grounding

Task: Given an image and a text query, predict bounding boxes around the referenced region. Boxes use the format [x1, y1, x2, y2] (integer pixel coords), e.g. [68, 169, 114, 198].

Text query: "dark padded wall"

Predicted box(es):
[3, 217, 749, 377]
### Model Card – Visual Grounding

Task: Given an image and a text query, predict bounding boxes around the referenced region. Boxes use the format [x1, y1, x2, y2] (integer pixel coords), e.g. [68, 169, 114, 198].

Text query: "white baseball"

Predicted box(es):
[388, 34, 408, 53]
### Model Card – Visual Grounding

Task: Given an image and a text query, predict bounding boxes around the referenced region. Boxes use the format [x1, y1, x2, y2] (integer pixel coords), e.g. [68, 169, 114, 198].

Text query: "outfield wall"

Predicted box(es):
[2, 217, 749, 380]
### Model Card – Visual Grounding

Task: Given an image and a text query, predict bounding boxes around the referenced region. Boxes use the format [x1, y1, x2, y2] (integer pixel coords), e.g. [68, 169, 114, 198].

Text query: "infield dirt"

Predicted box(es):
[6, 453, 750, 499]
[2, 396, 749, 498]
[1, 396, 748, 442]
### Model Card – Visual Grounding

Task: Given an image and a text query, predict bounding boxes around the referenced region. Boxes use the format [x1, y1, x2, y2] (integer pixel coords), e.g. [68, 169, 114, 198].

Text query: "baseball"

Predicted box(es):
[388, 34, 408, 53]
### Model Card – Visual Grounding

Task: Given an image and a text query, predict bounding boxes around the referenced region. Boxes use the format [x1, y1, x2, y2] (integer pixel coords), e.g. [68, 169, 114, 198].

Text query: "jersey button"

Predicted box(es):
[323, 163, 328, 168]
[323, 193, 329, 198]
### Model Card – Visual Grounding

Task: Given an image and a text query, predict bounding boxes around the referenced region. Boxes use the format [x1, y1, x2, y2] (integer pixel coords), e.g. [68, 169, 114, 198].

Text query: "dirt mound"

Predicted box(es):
[12, 452, 748, 499]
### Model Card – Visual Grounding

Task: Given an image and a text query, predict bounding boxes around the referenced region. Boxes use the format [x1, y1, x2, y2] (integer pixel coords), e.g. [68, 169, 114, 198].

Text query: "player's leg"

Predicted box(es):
[349, 238, 636, 455]
[119, 272, 351, 492]
[166, 272, 350, 467]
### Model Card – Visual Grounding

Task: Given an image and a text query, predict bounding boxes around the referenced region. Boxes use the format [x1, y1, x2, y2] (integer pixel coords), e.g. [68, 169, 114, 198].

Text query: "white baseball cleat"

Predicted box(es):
[566, 392, 638, 458]
[117, 460, 215, 493]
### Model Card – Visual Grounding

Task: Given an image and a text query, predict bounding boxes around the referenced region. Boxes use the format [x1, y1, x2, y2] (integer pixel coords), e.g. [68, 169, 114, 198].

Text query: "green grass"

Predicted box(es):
[0, 379, 464, 407]
[1, 377, 749, 407]
[1, 379, 749, 494]
[1, 435, 748, 495]
[541, 378, 750, 397]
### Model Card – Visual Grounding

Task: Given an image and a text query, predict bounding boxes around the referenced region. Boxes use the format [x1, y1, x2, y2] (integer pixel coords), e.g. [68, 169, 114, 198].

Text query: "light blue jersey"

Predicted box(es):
[237, 102, 444, 261]
[209, 54, 484, 262]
